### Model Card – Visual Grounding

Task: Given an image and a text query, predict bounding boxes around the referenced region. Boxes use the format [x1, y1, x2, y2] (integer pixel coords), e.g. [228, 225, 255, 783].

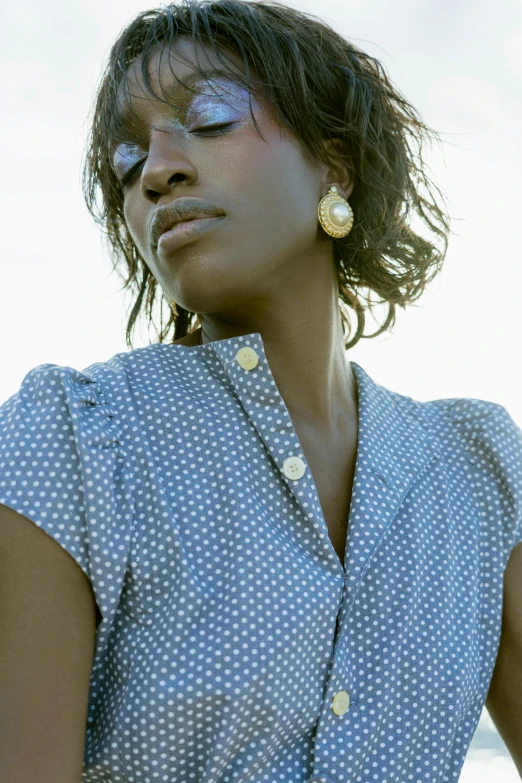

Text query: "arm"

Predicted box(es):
[0, 503, 97, 783]
[485, 540, 522, 775]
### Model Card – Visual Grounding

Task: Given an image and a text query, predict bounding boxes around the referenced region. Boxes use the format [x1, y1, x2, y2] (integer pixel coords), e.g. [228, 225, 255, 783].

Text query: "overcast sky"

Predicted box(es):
[1, 0, 521, 413]
[1, 0, 521, 775]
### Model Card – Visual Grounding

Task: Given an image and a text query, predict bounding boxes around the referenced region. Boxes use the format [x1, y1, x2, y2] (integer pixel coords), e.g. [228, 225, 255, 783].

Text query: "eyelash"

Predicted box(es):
[119, 122, 235, 188]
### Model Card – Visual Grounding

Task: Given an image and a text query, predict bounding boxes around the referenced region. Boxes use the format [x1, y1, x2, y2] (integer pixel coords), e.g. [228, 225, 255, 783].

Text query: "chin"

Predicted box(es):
[168, 258, 251, 314]
[171, 285, 238, 317]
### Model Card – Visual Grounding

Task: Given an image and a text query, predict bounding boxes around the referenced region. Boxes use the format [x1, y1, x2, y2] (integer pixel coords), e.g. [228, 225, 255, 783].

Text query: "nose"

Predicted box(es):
[140, 134, 198, 198]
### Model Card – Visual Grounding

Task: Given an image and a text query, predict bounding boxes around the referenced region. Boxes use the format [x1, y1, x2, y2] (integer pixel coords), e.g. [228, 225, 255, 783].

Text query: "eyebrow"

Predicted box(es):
[114, 67, 245, 121]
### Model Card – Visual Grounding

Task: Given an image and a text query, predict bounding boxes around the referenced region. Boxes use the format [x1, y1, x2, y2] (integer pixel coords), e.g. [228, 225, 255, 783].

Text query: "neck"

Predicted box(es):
[198, 279, 357, 432]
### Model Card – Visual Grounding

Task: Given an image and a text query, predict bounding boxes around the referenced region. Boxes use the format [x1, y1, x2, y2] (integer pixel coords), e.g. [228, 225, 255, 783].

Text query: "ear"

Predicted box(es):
[321, 138, 355, 201]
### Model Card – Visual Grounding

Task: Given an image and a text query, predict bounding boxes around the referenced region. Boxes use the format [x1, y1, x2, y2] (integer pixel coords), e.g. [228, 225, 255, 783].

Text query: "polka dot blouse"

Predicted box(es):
[1, 331, 521, 783]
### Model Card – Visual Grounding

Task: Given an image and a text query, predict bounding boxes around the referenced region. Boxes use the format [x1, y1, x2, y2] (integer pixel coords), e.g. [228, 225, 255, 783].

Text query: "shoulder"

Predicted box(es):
[417, 393, 522, 463]
[362, 368, 522, 479]
[407, 387, 520, 458]
[0, 352, 138, 471]
[1, 352, 130, 410]
[390, 386, 522, 550]
[386, 383, 520, 447]
[379, 379, 522, 487]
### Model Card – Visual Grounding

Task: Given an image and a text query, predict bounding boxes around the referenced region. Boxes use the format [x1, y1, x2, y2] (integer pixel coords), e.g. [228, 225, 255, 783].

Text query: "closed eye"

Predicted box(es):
[117, 123, 236, 189]
[191, 122, 236, 135]
[119, 160, 144, 188]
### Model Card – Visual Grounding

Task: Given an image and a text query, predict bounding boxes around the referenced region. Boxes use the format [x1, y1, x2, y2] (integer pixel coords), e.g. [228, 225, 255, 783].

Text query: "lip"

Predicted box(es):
[156, 216, 225, 254]
[150, 198, 226, 247]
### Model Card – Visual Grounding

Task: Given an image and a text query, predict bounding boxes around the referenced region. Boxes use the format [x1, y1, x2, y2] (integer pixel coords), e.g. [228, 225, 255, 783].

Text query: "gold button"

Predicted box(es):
[332, 690, 350, 715]
[282, 456, 306, 480]
[236, 347, 259, 370]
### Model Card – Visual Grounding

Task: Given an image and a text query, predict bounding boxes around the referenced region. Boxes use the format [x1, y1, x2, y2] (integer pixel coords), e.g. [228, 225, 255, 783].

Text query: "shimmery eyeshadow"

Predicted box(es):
[110, 78, 256, 176]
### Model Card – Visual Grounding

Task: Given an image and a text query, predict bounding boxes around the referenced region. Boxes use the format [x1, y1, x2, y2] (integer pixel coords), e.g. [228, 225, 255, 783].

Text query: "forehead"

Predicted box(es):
[116, 36, 252, 114]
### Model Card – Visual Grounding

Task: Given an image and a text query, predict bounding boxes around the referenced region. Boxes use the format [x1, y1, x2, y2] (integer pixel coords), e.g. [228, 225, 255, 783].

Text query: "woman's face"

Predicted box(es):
[113, 36, 348, 319]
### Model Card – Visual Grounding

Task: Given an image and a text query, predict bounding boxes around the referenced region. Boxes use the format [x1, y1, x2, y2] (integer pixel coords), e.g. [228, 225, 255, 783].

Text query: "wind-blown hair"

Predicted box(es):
[81, 0, 452, 348]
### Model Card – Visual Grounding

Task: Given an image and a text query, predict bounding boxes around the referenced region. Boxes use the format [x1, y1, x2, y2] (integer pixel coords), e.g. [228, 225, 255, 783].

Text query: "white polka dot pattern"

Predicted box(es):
[0, 331, 521, 783]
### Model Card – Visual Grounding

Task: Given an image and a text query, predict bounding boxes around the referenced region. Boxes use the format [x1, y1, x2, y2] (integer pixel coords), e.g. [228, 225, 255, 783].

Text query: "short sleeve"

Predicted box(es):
[494, 405, 522, 552]
[0, 363, 134, 702]
[448, 398, 522, 560]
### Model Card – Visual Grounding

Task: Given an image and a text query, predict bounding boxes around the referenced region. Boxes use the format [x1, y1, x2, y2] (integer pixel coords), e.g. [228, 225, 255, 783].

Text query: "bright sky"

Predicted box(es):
[1, 0, 521, 775]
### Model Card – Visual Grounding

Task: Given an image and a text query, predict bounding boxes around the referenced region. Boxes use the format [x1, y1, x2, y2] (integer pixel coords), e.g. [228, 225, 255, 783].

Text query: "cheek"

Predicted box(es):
[213, 134, 319, 235]
[122, 197, 146, 249]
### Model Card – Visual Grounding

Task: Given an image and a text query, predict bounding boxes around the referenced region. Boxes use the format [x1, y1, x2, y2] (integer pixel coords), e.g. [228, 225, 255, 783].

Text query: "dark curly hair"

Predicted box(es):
[81, 0, 452, 349]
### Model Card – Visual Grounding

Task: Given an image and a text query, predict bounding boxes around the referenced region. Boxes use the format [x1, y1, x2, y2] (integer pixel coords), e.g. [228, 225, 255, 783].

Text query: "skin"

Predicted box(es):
[113, 36, 358, 562]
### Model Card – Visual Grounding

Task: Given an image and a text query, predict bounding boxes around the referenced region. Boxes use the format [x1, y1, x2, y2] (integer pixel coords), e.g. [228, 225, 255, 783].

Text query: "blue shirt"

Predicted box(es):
[0, 331, 521, 783]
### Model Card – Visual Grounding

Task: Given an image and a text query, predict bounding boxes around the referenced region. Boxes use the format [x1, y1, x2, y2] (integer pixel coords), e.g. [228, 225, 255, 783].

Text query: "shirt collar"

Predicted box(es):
[207, 331, 441, 503]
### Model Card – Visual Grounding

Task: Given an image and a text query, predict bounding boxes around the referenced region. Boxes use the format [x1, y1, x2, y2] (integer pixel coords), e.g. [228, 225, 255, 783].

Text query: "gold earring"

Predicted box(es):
[318, 186, 354, 238]
[169, 298, 178, 316]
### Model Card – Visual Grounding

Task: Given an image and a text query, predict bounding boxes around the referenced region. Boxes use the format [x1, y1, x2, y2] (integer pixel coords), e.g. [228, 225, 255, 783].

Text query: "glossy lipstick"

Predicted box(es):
[156, 216, 225, 254]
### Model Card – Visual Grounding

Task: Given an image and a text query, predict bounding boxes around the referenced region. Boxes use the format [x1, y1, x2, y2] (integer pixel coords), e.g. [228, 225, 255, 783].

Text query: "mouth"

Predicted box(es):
[156, 215, 225, 255]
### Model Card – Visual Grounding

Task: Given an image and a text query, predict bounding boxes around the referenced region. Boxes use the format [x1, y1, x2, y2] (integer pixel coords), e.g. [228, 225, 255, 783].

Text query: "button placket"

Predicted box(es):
[331, 689, 350, 715]
[235, 347, 259, 370]
[212, 334, 355, 781]
[214, 334, 345, 574]
[282, 455, 306, 480]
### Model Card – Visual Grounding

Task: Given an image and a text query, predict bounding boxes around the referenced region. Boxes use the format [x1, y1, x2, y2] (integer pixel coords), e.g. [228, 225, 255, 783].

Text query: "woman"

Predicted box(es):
[1, 0, 521, 781]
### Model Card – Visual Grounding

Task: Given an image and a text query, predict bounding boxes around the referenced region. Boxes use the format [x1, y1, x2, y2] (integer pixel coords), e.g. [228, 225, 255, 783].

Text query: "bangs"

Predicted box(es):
[105, 11, 282, 159]
[82, 0, 451, 349]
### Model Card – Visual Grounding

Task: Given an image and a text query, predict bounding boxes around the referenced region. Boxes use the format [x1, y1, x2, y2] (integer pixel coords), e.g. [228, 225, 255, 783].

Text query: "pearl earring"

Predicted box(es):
[318, 186, 354, 238]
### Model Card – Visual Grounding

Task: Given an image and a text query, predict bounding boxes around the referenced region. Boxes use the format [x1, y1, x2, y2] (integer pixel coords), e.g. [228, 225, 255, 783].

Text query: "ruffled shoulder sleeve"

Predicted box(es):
[0, 361, 134, 721]
[446, 398, 522, 563]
